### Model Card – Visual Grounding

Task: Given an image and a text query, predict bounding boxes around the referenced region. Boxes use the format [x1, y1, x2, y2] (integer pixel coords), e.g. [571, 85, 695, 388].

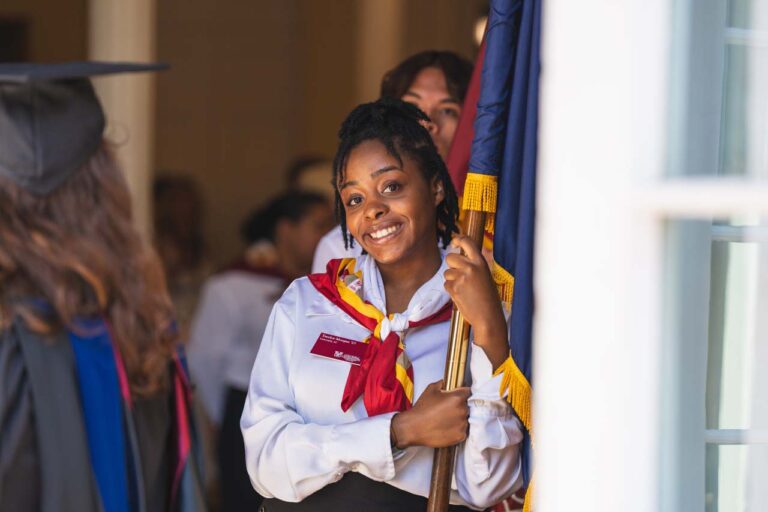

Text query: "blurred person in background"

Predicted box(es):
[312, 50, 473, 273]
[0, 62, 206, 512]
[380, 50, 473, 161]
[188, 190, 333, 512]
[153, 174, 212, 334]
[285, 155, 335, 204]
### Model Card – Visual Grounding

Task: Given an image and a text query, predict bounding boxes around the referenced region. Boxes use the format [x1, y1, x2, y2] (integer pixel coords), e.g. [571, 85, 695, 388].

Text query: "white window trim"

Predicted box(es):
[705, 429, 768, 445]
[725, 27, 768, 47]
[711, 225, 768, 243]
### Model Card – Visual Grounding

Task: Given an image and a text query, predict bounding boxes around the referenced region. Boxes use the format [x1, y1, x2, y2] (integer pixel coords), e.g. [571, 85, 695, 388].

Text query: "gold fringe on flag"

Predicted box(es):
[493, 354, 532, 434]
[495, 353, 534, 511]
[461, 172, 497, 233]
[492, 262, 514, 304]
[523, 478, 534, 512]
[464, 172, 533, 510]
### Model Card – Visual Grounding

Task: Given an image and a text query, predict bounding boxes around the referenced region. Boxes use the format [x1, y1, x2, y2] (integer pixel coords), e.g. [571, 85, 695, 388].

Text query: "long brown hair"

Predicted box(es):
[0, 142, 176, 396]
[380, 50, 473, 103]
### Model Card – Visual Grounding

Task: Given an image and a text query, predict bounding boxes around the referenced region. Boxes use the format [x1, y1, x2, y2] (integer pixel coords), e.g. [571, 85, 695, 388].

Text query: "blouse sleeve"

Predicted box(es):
[240, 281, 397, 502]
[453, 342, 525, 509]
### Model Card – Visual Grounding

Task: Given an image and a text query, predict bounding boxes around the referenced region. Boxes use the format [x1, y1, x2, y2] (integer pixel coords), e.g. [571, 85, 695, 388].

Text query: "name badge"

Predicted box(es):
[310, 332, 367, 366]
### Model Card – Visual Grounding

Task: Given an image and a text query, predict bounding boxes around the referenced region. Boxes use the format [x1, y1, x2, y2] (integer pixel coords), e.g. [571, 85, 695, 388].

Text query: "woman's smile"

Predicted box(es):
[365, 221, 404, 244]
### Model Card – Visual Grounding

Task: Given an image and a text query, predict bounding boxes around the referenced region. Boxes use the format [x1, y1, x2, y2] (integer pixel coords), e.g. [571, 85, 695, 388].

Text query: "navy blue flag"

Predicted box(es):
[464, 0, 540, 508]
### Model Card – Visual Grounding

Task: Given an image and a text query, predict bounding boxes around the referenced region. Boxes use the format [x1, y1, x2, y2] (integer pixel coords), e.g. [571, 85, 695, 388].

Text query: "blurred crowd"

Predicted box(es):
[1, 47, 524, 512]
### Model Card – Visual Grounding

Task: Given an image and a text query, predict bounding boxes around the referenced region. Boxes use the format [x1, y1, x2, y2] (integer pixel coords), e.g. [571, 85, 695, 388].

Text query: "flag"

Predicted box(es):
[445, 38, 485, 196]
[463, 0, 541, 510]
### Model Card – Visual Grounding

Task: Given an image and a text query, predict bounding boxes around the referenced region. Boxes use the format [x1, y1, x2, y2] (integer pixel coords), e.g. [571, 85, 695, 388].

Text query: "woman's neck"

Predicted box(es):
[378, 245, 442, 314]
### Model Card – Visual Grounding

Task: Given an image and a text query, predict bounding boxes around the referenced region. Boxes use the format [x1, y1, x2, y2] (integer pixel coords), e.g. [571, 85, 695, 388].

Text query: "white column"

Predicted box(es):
[356, 0, 405, 103]
[536, 0, 671, 510]
[88, 0, 157, 238]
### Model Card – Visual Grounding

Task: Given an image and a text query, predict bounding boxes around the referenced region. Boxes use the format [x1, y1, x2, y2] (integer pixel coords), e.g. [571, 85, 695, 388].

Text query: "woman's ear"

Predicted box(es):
[432, 176, 445, 206]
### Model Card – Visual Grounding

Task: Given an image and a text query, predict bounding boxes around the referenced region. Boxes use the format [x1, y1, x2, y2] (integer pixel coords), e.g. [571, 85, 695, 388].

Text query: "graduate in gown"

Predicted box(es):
[0, 62, 206, 512]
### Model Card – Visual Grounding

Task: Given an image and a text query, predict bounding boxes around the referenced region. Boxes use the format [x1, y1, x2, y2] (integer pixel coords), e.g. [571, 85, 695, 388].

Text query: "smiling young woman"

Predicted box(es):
[311, 51, 473, 275]
[240, 99, 522, 511]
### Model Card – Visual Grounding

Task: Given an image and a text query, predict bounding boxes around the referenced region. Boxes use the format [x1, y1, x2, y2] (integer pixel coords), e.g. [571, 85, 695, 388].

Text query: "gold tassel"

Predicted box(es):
[493, 355, 532, 434]
[523, 478, 534, 512]
[495, 354, 534, 510]
[492, 262, 514, 304]
[461, 172, 498, 234]
[495, 354, 534, 509]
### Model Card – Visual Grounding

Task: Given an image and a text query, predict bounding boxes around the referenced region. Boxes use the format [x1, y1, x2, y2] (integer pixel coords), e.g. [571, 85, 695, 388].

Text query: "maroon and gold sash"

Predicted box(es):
[308, 258, 451, 416]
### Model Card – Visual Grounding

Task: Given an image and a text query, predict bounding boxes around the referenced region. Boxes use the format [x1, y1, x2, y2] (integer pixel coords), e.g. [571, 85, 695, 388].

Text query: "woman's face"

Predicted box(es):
[339, 140, 444, 266]
[401, 67, 461, 160]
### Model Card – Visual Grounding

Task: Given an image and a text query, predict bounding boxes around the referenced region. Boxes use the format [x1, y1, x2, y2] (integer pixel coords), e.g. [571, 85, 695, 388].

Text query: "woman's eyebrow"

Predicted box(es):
[371, 165, 401, 178]
[339, 165, 401, 191]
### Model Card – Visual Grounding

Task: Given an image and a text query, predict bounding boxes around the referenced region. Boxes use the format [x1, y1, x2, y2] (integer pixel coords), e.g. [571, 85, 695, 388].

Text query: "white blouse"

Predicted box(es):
[240, 254, 523, 510]
[188, 270, 284, 423]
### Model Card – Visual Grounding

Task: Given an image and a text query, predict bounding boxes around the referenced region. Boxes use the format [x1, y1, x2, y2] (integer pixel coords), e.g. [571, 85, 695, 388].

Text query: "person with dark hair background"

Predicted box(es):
[153, 175, 212, 334]
[241, 99, 522, 511]
[311, 50, 473, 273]
[0, 62, 206, 512]
[380, 50, 473, 160]
[187, 191, 332, 512]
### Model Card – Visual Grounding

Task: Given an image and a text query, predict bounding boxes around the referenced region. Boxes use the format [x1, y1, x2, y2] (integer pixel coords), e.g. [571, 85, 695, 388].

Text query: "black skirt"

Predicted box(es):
[259, 471, 476, 512]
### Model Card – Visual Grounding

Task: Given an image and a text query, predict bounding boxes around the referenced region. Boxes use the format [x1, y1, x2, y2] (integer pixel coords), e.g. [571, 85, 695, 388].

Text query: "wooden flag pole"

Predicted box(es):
[427, 209, 487, 512]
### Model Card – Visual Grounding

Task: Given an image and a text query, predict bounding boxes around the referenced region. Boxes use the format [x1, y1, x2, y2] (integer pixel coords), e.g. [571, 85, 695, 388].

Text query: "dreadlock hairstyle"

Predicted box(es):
[332, 98, 459, 250]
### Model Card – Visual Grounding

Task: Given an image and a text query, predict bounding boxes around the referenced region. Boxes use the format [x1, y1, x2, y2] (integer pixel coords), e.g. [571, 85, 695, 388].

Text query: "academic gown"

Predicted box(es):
[0, 317, 207, 512]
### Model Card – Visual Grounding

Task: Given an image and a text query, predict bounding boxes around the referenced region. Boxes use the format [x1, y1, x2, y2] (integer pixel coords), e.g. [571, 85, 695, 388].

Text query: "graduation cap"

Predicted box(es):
[0, 61, 167, 195]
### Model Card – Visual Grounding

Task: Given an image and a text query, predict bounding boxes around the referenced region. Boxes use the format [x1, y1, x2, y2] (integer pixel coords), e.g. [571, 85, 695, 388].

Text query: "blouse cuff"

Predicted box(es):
[469, 344, 507, 398]
[323, 412, 398, 482]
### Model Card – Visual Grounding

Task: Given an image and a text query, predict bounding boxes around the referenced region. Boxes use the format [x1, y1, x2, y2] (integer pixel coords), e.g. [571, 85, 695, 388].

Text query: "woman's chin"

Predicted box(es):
[360, 233, 403, 263]
[362, 233, 439, 268]
[366, 247, 404, 266]
[362, 240, 409, 265]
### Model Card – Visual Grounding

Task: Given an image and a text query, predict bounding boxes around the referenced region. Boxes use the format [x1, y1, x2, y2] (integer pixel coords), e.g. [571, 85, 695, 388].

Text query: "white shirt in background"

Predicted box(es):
[241, 254, 523, 510]
[310, 225, 362, 274]
[188, 270, 285, 424]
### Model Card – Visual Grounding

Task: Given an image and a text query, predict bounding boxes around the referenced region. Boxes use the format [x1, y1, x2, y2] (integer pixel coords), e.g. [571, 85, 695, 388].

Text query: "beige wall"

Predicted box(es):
[403, 0, 485, 59]
[297, 0, 359, 156]
[156, 0, 307, 265]
[156, 0, 486, 265]
[0, 0, 87, 61]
